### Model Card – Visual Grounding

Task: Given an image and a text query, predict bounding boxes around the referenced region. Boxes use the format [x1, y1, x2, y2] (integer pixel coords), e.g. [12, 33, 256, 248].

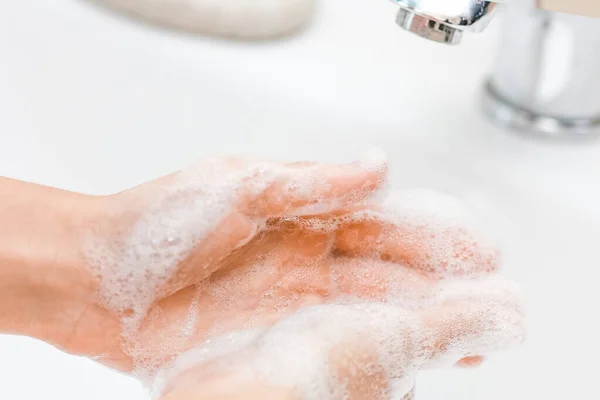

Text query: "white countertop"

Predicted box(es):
[1, 0, 599, 399]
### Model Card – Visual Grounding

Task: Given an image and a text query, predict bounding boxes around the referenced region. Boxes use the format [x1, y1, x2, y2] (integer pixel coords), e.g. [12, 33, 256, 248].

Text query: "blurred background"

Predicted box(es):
[0, 1, 598, 399]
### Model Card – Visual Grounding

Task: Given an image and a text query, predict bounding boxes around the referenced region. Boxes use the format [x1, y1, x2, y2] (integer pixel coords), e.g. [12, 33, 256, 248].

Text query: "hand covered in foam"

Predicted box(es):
[64, 152, 524, 399]
[66, 153, 386, 371]
[148, 191, 525, 400]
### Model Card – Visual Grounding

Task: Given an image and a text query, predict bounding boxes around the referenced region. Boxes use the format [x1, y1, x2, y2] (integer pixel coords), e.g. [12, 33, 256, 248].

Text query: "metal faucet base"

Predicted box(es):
[482, 80, 600, 141]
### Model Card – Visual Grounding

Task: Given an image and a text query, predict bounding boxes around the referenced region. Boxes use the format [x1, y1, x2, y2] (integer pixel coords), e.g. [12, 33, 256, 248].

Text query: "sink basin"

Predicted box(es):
[1, 0, 599, 399]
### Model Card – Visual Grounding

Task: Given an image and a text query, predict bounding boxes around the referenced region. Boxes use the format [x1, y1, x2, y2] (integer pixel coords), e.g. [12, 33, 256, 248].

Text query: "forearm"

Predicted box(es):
[0, 177, 99, 345]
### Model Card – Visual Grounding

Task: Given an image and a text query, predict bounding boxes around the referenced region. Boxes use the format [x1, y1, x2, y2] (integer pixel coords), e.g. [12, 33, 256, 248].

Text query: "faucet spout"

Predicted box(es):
[389, 0, 600, 139]
[392, 0, 499, 45]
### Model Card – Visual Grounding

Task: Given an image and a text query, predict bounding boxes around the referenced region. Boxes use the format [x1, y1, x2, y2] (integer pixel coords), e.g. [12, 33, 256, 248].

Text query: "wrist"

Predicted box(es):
[0, 178, 104, 346]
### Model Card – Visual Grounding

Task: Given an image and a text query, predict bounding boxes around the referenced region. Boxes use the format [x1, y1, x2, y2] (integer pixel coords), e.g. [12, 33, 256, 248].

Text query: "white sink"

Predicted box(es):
[1, 0, 599, 399]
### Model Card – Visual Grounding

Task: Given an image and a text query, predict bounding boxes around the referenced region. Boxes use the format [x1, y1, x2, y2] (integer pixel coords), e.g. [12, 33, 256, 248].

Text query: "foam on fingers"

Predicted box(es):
[154, 283, 524, 400]
[333, 189, 501, 278]
[149, 186, 522, 398]
[152, 328, 266, 398]
[154, 303, 429, 400]
[423, 301, 526, 368]
[155, 288, 524, 399]
[145, 276, 524, 400]
[253, 150, 387, 217]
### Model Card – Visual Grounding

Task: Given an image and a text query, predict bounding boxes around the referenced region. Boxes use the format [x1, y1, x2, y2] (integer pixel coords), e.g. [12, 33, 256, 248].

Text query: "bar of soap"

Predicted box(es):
[91, 0, 317, 38]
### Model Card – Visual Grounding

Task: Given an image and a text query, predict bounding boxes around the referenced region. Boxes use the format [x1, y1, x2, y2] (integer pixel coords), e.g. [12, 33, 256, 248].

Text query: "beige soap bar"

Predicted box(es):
[538, 0, 600, 18]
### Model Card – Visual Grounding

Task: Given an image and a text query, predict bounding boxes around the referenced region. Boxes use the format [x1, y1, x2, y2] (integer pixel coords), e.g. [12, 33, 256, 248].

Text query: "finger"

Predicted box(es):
[252, 303, 427, 400]
[169, 150, 386, 290]
[157, 286, 524, 400]
[456, 356, 484, 367]
[327, 256, 522, 316]
[328, 257, 437, 304]
[248, 149, 388, 217]
[326, 257, 524, 369]
[158, 303, 425, 400]
[155, 329, 280, 400]
[110, 152, 385, 305]
[421, 280, 526, 368]
[162, 380, 296, 400]
[162, 375, 411, 400]
[333, 190, 501, 278]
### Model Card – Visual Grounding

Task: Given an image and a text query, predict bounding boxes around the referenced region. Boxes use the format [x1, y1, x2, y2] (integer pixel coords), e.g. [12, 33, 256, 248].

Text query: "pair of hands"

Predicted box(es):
[52, 154, 523, 400]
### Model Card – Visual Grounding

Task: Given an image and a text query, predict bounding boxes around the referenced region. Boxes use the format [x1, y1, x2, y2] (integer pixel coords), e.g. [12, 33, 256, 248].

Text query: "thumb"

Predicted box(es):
[160, 304, 428, 400]
[421, 280, 526, 368]
[246, 149, 388, 218]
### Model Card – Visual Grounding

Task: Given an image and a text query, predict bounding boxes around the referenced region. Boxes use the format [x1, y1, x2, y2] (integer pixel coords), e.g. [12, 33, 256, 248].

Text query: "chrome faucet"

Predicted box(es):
[391, 0, 600, 139]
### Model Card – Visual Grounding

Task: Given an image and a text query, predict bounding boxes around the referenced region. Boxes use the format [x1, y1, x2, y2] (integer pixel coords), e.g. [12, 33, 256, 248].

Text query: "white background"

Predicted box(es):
[1, 0, 599, 399]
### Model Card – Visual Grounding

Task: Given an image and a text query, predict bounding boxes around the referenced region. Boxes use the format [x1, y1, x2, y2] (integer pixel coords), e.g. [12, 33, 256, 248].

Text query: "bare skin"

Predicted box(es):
[0, 157, 523, 400]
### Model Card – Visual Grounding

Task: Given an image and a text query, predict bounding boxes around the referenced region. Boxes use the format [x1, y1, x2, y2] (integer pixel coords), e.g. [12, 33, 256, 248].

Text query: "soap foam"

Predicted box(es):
[153, 303, 427, 400]
[83, 151, 523, 397]
[151, 328, 266, 398]
[150, 256, 524, 399]
[147, 188, 519, 398]
[290, 189, 500, 279]
[247, 304, 427, 400]
[154, 284, 524, 400]
[84, 152, 385, 377]
[345, 190, 500, 278]
[86, 157, 268, 335]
